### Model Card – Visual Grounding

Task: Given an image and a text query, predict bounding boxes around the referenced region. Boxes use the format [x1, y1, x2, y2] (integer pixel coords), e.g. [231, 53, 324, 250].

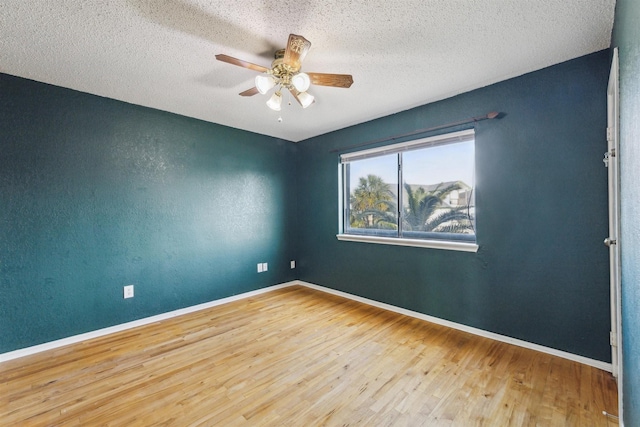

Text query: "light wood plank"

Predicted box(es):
[0, 286, 618, 426]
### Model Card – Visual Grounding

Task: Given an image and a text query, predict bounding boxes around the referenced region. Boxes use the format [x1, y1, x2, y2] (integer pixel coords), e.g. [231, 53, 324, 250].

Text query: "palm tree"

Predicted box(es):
[350, 174, 397, 229]
[402, 181, 474, 233]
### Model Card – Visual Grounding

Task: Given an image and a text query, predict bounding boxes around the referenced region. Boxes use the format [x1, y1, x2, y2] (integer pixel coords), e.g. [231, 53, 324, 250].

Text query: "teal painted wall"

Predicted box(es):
[296, 51, 612, 362]
[0, 74, 298, 353]
[612, 0, 640, 423]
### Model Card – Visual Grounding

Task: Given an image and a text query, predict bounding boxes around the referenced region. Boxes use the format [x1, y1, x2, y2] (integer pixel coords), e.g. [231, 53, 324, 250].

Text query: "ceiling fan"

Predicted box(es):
[216, 34, 353, 111]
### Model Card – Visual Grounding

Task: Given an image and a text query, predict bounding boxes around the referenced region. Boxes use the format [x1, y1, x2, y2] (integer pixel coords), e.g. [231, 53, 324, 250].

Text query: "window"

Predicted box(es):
[338, 129, 478, 252]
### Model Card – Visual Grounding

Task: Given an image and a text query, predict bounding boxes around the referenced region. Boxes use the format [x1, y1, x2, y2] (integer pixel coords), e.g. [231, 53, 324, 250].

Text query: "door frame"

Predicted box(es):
[606, 46, 623, 421]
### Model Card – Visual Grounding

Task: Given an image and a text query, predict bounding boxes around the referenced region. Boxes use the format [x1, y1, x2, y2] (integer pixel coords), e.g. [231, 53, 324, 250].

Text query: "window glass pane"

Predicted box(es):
[401, 140, 475, 240]
[346, 154, 398, 235]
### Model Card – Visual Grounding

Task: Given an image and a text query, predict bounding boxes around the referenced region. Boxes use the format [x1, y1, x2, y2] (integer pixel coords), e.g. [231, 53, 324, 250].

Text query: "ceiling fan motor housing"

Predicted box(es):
[270, 49, 298, 87]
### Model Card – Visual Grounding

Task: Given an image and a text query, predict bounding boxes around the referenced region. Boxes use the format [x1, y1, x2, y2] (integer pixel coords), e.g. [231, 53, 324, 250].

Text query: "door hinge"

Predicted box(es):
[610, 331, 617, 346]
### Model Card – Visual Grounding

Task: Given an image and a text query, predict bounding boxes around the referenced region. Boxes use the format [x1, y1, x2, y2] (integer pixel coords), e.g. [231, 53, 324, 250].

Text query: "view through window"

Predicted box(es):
[341, 129, 476, 243]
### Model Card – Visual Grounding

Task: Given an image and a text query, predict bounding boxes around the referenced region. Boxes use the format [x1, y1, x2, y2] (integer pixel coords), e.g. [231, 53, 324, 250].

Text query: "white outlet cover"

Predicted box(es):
[290, 260, 296, 269]
[257, 263, 263, 273]
[263, 262, 268, 272]
[123, 285, 134, 299]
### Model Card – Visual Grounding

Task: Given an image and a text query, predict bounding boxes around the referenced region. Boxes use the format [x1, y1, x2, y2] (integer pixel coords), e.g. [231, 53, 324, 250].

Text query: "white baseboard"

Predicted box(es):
[0, 279, 612, 373]
[296, 280, 613, 373]
[0, 282, 296, 364]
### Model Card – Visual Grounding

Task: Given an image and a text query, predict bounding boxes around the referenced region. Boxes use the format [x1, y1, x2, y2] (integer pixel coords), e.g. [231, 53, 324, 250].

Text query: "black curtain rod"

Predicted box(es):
[329, 111, 501, 153]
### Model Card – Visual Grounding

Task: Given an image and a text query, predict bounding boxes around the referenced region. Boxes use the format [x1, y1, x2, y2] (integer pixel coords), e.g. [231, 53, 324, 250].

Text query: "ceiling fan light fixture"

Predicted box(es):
[255, 73, 276, 95]
[266, 91, 282, 111]
[291, 72, 311, 92]
[297, 91, 315, 109]
[216, 34, 353, 112]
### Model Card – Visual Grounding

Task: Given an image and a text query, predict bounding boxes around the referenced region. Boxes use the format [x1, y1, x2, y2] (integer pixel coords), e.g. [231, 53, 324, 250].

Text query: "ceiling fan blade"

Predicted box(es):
[289, 88, 303, 106]
[307, 72, 354, 88]
[283, 34, 311, 71]
[215, 54, 269, 73]
[239, 87, 260, 97]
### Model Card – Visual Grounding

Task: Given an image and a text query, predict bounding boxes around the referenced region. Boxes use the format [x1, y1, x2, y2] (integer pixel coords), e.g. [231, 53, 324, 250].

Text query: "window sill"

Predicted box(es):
[336, 234, 479, 252]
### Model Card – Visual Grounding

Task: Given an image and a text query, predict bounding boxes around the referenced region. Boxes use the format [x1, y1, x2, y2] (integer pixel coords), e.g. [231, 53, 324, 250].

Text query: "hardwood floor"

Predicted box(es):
[1, 285, 618, 426]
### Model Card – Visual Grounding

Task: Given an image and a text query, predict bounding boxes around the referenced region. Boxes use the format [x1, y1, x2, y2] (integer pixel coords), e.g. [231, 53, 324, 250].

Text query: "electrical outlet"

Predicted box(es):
[257, 263, 263, 273]
[290, 260, 296, 269]
[262, 262, 268, 272]
[123, 285, 134, 299]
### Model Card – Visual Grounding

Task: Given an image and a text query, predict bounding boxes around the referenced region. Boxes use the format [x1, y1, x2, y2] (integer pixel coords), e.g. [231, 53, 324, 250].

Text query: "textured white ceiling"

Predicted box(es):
[1, 1, 616, 142]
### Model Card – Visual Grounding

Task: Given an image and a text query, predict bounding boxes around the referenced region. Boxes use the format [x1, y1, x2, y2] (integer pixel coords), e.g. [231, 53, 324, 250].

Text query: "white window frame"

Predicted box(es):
[337, 129, 479, 252]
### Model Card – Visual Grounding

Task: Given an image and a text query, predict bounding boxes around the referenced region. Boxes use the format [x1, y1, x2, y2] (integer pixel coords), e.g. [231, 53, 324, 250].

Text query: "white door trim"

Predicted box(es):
[606, 46, 623, 423]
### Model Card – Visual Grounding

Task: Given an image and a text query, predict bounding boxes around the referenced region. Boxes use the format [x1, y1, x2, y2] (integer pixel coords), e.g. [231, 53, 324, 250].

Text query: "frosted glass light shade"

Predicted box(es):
[292, 72, 311, 92]
[266, 92, 282, 111]
[255, 74, 276, 94]
[297, 91, 315, 108]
